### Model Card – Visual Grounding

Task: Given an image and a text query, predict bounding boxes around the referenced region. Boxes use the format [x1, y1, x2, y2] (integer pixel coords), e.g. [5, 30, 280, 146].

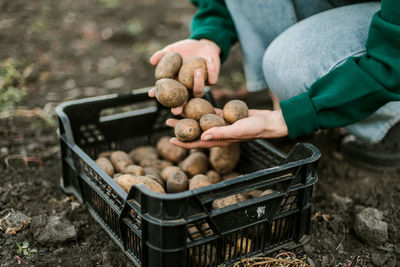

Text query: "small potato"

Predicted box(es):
[114, 174, 165, 194]
[199, 114, 225, 131]
[140, 158, 173, 170]
[167, 171, 189, 193]
[181, 152, 209, 177]
[161, 166, 182, 182]
[155, 78, 188, 108]
[110, 151, 133, 173]
[260, 189, 276, 196]
[144, 167, 161, 177]
[95, 157, 114, 177]
[223, 100, 248, 124]
[178, 57, 207, 89]
[156, 136, 187, 163]
[184, 98, 215, 121]
[155, 52, 182, 80]
[189, 174, 212, 190]
[212, 193, 246, 209]
[145, 174, 165, 187]
[206, 170, 221, 184]
[98, 151, 114, 159]
[222, 172, 241, 181]
[129, 146, 158, 164]
[209, 143, 240, 174]
[175, 118, 201, 142]
[122, 164, 144, 176]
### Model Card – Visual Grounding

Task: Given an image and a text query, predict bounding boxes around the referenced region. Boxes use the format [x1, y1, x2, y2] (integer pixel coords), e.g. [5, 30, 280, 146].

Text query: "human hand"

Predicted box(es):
[166, 109, 289, 148]
[148, 39, 221, 115]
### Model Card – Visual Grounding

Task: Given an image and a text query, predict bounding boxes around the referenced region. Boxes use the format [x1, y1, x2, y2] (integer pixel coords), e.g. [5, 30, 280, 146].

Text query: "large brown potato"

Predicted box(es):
[177, 57, 207, 89]
[211, 193, 246, 209]
[222, 100, 248, 124]
[189, 174, 212, 190]
[121, 164, 144, 176]
[155, 78, 188, 108]
[166, 171, 189, 193]
[114, 174, 165, 194]
[129, 146, 158, 164]
[209, 143, 240, 174]
[161, 166, 182, 182]
[154, 52, 182, 80]
[156, 136, 187, 163]
[183, 98, 215, 121]
[110, 151, 133, 173]
[174, 118, 201, 142]
[206, 170, 221, 184]
[199, 114, 226, 131]
[95, 157, 114, 177]
[181, 152, 209, 177]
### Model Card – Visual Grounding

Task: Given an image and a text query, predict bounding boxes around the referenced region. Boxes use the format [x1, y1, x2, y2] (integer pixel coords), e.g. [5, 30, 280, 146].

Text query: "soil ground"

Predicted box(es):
[1, 0, 399, 266]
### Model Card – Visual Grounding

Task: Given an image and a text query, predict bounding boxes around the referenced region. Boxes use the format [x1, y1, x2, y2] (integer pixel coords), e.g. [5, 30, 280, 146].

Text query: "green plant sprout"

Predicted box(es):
[16, 242, 38, 257]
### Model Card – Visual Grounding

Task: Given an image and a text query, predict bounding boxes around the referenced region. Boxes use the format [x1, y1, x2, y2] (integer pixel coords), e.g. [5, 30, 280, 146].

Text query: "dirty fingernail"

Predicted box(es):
[203, 135, 212, 141]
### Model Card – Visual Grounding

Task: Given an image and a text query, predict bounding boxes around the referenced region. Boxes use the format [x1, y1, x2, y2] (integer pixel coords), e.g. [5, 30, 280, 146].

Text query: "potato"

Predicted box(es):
[144, 166, 161, 177]
[98, 151, 114, 159]
[174, 118, 201, 142]
[129, 146, 158, 164]
[145, 174, 165, 187]
[114, 174, 165, 194]
[190, 148, 206, 154]
[114, 173, 122, 178]
[95, 157, 114, 177]
[156, 136, 187, 163]
[199, 114, 225, 131]
[122, 164, 144, 176]
[178, 57, 207, 89]
[223, 100, 248, 124]
[243, 190, 263, 199]
[212, 193, 246, 209]
[155, 78, 188, 108]
[189, 174, 212, 190]
[110, 151, 133, 173]
[222, 172, 241, 181]
[188, 223, 212, 239]
[183, 98, 215, 121]
[140, 158, 173, 170]
[260, 189, 276, 196]
[161, 166, 182, 182]
[206, 170, 221, 184]
[209, 143, 240, 174]
[154, 52, 182, 80]
[166, 171, 188, 193]
[181, 152, 209, 176]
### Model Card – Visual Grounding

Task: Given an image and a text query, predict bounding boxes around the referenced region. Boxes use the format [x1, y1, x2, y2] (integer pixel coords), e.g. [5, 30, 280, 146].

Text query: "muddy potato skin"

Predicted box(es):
[155, 78, 188, 108]
[178, 57, 207, 89]
[206, 170, 221, 184]
[95, 157, 115, 177]
[199, 114, 225, 131]
[184, 98, 215, 121]
[114, 174, 165, 194]
[167, 171, 189, 193]
[212, 193, 246, 209]
[161, 166, 182, 182]
[209, 143, 240, 174]
[223, 100, 249, 124]
[155, 52, 182, 80]
[110, 151, 134, 173]
[156, 136, 187, 163]
[129, 146, 158, 164]
[145, 174, 165, 187]
[181, 152, 209, 176]
[122, 164, 144, 176]
[140, 158, 172, 170]
[189, 174, 212, 190]
[175, 118, 201, 142]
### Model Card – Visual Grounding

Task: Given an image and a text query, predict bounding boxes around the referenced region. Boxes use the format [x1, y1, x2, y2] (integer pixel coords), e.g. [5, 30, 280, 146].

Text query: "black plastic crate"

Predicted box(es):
[55, 88, 320, 267]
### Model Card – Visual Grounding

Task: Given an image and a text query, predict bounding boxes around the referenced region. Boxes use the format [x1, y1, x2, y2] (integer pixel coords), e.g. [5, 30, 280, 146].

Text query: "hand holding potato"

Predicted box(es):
[167, 109, 289, 148]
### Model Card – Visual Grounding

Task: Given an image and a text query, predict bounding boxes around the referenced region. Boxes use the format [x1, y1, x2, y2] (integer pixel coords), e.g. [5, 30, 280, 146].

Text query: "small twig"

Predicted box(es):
[334, 224, 346, 251]
[4, 155, 43, 168]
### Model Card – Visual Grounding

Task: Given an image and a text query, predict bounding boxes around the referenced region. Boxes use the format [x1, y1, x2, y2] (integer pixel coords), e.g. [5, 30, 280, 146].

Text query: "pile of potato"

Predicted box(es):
[153, 52, 249, 142]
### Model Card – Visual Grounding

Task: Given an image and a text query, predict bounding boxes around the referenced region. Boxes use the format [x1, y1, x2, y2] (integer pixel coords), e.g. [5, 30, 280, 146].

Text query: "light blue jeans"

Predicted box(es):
[225, 0, 400, 143]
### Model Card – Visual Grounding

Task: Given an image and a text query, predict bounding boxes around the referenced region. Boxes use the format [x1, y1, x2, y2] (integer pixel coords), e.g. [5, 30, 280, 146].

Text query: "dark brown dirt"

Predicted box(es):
[0, 0, 399, 266]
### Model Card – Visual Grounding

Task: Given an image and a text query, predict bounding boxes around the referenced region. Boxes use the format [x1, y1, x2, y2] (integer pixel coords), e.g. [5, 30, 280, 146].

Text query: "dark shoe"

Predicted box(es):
[340, 122, 400, 171]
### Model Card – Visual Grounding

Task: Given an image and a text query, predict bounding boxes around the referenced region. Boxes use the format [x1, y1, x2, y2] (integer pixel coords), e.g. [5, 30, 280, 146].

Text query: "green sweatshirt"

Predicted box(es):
[189, 0, 400, 139]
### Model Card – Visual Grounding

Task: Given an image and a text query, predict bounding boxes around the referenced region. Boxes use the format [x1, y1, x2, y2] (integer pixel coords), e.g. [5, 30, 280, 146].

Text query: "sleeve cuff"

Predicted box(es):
[190, 27, 233, 62]
[280, 93, 320, 139]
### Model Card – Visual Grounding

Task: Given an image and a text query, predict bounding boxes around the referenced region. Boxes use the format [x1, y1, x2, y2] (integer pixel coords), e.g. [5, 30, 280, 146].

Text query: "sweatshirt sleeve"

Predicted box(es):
[280, 0, 400, 139]
[189, 0, 238, 62]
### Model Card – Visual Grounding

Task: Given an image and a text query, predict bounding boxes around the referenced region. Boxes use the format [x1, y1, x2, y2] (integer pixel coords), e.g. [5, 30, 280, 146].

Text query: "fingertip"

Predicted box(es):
[171, 106, 184, 116]
[150, 51, 163, 65]
[148, 87, 155, 97]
